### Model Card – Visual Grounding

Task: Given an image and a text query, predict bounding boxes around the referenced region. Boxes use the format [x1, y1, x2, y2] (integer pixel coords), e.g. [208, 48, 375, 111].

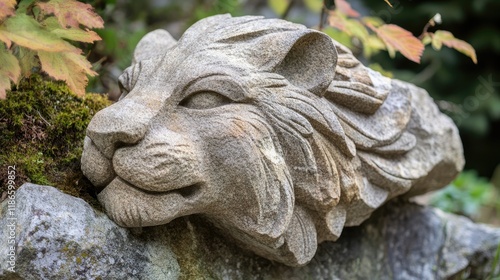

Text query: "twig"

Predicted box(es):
[410, 58, 441, 85]
[319, 6, 327, 31]
[419, 21, 433, 39]
[281, 0, 295, 20]
[36, 110, 51, 127]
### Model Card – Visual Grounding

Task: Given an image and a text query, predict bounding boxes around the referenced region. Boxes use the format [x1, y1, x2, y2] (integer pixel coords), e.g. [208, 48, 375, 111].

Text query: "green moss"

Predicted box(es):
[167, 218, 220, 279]
[0, 75, 112, 207]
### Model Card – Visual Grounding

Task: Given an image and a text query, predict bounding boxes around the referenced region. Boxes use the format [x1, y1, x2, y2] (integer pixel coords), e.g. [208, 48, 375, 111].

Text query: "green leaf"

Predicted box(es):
[386, 44, 396, 58]
[16, 46, 39, 78]
[267, 0, 288, 16]
[38, 50, 97, 96]
[362, 16, 384, 28]
[0, 45, 20, 99]
[0, 0, 16, 22]
[0, 44, 20, 83]
[0, 14, 77, 52]
[0, 75, 9, 99]
[363, 35, 386, 57]
[0, 31, 10, 47]
[17, 0, 36, 14]
[41, 16, 61, 30]
[43, 16, 101, 43]
[432, 30, 477, 64]
[323, 27, 353, 49]
[52, 28, 101, 43]
[346, 18, 369, 41]
[422, 34, 432, 45]
[328, 11, 368, 41]
[37, 0, 104, 29]
[431, 34, 442, 50]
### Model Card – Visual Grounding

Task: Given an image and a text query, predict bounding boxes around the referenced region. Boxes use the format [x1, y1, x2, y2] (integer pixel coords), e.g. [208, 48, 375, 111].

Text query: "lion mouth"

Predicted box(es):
[97, 177, 207, 227]
[172, 182, 203, 198]
[113, 178, 204, 199]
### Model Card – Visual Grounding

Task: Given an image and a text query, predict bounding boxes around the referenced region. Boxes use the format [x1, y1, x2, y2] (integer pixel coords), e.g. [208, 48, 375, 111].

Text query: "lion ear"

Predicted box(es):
[133, 29, 177, 64]
[273, 30, 337, 96]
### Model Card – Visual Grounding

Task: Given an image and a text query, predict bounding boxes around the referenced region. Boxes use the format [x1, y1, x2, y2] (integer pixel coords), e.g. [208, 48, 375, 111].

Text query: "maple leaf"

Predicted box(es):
[328, 11, 368, 40]
[334, 0, 360, 17]
[372, 24, 424, 63]
[0, 76, 9, 99]
[43, 16, 101, 43]
[0, 0, 16, 22]
[432, 30, 477, 64]
[328, 11, 350, 33]
[362, 17, 384, 28]
[37, 0, 104, 29]
[0, 45, 20, 99]
[51, 28, 101, 43]
[0, 14, 77, 52]
[17, 46, 39, 78]
[364, 35, 386, 57]
[38, 51, 97, 97]
[0, 30, 9, 47]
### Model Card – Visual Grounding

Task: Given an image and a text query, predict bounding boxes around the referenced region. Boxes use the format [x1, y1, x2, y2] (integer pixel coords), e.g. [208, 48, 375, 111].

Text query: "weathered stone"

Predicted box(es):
[1, 183, 499, 279]
[81, 14, 465, 265]
[0, 183, 180, 280]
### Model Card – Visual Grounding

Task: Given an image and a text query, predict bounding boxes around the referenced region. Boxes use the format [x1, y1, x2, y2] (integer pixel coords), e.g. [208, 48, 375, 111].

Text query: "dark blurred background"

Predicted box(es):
[83, 0, 500, 223]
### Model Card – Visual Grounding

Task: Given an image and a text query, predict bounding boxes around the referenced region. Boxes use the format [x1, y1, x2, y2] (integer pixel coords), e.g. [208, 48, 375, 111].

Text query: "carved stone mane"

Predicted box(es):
[81, 14, 464, 266]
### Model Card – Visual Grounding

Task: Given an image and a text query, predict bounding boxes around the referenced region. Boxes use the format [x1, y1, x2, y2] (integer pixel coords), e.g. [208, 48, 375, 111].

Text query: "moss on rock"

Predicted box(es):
[0, 75, 112, 207]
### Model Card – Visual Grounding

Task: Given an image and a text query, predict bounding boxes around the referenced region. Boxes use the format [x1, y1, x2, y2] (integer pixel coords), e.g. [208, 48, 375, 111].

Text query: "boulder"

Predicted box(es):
[1, 183, 499, 279]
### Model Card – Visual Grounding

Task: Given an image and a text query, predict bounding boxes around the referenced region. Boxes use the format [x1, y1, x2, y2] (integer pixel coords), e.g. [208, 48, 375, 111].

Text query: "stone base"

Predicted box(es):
[1, 183, 499, 279]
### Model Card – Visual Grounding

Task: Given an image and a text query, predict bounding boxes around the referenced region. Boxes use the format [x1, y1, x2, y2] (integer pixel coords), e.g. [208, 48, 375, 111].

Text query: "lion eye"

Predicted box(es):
[118, 80, 129, 100]
[179, 91, 232, 109]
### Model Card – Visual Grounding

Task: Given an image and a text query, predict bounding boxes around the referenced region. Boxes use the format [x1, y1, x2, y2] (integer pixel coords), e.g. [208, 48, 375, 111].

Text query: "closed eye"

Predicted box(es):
[118, 80, 129, 100]
[179, 91, 233, 109]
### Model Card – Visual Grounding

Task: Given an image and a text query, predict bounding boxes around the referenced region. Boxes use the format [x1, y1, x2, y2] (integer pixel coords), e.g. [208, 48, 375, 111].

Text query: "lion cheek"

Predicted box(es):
[112, 130, 204, 193]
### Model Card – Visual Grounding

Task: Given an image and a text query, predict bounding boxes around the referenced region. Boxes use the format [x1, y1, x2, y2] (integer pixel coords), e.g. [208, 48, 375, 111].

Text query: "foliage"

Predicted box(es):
[325, 0, 476, 64]
[0, 75, 111, 205]
[192, 0, 242, 23]
[420, 17, 477, 64]
[0, 0, 104, 98]
[360, 0, 500, 179]
[430, 170, 498, 220]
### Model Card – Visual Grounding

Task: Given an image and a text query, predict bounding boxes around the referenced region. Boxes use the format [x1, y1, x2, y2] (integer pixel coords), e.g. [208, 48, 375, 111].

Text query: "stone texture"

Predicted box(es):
[0, 184, 179, 280]
[81, 14, 465, 265]
[1, 183, 500, 279]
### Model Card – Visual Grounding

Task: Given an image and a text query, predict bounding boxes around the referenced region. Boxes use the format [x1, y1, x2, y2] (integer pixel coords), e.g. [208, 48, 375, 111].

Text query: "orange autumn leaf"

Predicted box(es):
[37, 0, 104, 29]
[0, 0, 15, 22]
[0, 15, 77, 52]
[0, 45, 20, 99]
[38, 50, 97, 97]
[432, 30, 477, 64]
[328, 11, 350, 33]
[373, 24, 424, 63]
[0, 0, 104, 97]
[334, 0, 360, 17]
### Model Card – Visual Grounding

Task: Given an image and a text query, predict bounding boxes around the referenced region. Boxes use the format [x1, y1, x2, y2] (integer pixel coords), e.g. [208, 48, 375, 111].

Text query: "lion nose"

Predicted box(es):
[86, 99, 156, 159]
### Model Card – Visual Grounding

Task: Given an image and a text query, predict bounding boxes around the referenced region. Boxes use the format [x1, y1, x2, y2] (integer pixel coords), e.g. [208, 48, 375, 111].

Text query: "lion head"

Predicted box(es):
[81, 14, 464, 266]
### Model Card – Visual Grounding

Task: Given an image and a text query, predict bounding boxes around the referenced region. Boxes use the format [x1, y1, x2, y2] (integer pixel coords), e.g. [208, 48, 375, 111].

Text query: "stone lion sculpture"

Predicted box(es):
[81, 14, 464, 266]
